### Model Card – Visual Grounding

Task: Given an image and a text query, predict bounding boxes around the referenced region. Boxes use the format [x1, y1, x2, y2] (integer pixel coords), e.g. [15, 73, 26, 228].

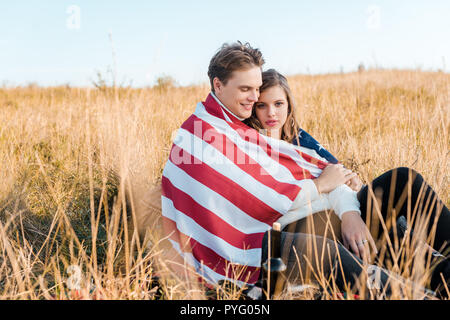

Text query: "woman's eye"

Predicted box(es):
[275, 102, 284, 107]
[256, 104, 265, 108]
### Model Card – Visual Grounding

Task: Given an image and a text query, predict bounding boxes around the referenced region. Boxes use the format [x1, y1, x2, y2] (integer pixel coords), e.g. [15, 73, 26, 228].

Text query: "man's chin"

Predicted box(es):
[238, 110, 252, 120]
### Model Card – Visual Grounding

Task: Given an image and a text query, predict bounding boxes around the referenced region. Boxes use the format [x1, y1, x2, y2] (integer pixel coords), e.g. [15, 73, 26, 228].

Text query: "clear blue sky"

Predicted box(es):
[1, 0, 449, 87]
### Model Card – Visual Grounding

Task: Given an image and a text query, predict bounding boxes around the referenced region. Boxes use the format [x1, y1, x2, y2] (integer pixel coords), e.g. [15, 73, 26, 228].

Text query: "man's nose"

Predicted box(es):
[248, 90, 259, 102]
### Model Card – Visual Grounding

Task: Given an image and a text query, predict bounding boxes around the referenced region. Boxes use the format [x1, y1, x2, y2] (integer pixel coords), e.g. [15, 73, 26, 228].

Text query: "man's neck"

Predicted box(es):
[210, 92, 245, 121]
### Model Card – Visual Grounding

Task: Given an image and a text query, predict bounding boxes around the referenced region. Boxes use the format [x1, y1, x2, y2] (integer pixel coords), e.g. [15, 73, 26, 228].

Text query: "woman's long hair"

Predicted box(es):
[245, 69, 300, 144]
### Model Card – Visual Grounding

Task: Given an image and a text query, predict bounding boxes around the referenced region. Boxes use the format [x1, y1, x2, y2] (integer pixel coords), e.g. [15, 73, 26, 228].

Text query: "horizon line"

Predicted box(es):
[1, 67, 449, 89]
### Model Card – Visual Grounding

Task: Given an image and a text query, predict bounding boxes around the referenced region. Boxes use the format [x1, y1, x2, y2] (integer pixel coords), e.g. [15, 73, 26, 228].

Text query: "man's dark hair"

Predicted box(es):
[207, 41, 265, 92]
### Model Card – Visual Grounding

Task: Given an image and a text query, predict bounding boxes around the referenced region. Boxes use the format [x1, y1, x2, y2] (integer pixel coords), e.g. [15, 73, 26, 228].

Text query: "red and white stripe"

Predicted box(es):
[161, 93, 329, 286]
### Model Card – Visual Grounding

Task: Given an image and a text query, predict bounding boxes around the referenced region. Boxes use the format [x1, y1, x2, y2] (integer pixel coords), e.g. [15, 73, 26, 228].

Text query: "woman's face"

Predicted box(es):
[254, 85, 289, 139]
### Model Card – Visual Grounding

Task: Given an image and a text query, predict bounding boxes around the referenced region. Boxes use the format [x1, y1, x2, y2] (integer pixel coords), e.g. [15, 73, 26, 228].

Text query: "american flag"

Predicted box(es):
[293, 129, 338, 164]
[161, 94, 334, 287]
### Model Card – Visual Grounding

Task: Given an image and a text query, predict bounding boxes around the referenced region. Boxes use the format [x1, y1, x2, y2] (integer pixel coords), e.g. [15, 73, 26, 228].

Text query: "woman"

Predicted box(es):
[245, 69, 450, 298]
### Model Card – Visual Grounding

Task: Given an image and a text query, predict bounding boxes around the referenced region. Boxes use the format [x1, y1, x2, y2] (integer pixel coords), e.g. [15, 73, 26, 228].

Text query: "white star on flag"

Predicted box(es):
[316, 142, 324, 151]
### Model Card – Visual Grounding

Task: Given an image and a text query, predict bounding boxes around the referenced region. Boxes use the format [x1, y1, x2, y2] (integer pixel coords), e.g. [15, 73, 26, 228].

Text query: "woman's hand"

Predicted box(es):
[340, 211, 378, 263]
[345, 175, 364, 192]
[314, 164, 357, 194]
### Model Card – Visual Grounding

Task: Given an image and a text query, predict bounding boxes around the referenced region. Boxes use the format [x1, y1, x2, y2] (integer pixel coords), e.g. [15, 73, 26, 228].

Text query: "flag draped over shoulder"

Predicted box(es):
[161, 93, 336, 287]
[293, 129, 339, 164]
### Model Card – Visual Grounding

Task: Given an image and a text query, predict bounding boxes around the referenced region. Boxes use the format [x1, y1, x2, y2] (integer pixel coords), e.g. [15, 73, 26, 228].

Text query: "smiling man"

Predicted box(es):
[160, 41, 347, 289]
[161, 42, 271, 286]
[207, 43, 263, 120]
[160, 42, 359, 289]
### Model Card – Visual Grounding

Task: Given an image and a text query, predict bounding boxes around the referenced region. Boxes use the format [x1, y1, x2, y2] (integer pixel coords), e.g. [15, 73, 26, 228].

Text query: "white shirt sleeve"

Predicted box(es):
[290, 179, 321, 210]
[276, 179, 324, 228]
[326, 184, 361, 220]
[276, 181, 361, 228]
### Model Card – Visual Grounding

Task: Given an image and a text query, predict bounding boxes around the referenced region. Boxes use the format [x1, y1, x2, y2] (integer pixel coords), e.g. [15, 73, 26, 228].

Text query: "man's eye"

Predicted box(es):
[241, 88, 249, 92]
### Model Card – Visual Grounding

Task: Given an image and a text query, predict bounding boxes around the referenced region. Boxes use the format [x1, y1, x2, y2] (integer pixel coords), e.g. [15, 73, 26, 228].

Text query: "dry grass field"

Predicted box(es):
[0, 69, 448, 299]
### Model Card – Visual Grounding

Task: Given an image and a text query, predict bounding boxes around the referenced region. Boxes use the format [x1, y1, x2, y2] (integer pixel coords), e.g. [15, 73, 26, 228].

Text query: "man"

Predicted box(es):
[160, 42, 373, 292]
[207, 42, 263, 120]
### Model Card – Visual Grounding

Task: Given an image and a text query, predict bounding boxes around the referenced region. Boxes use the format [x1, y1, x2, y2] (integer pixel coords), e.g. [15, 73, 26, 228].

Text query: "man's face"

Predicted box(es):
[213, 66, 262, 119]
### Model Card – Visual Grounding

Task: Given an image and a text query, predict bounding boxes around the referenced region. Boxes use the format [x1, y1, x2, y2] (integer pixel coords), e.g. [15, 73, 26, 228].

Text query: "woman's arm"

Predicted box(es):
[326, 185, 378, 261]
[313, 164, 357, 194]
[340, 211, 378, 262]
[279, 165, 358, 228]
[345, 175, 364, 192]
[326, 184, 361, 219]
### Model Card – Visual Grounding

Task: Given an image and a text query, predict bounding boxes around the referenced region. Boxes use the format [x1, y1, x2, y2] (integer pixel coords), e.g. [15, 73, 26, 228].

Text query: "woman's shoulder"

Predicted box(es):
[293, 128, 339, 164]
[292, 128, 316, 146]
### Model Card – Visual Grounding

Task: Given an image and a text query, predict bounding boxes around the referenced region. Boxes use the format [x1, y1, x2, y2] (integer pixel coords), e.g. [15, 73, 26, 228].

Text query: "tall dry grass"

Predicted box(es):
[0, 70, 448, 299]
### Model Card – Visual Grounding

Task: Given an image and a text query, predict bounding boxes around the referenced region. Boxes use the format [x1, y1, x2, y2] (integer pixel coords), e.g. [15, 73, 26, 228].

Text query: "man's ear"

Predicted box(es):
[213, 77, 222, 93]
